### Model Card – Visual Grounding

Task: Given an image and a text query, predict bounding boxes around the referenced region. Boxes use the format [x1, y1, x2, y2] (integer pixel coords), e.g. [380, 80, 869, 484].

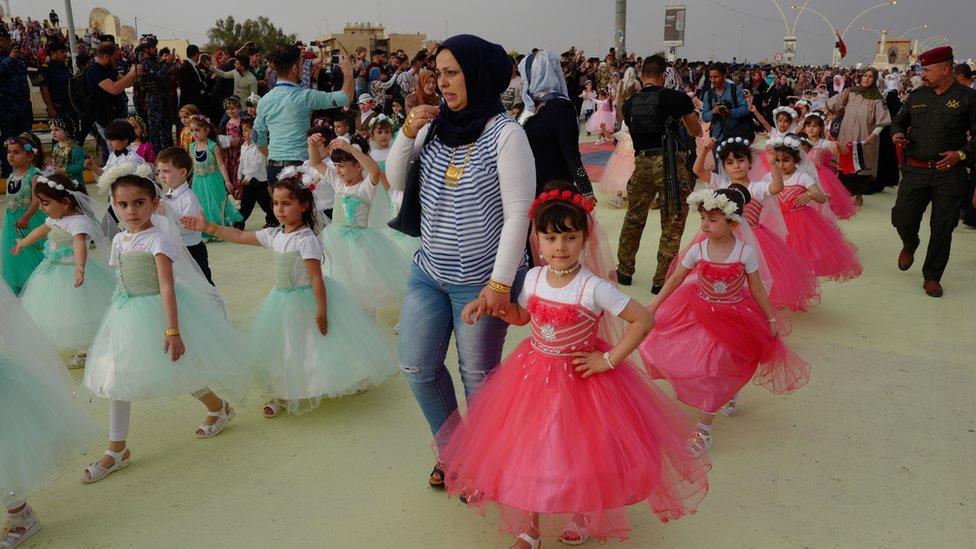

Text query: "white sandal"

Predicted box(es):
[720, 396, 737, 417]
[82, 448, 130, 484]
[685, 428, 713, 458]
[558, 518, 589, 545]
[512, 532, 541, 549]
[262, 400, 285, 419]
[65, 352, 87, 370]
[0, 504, 40, 549]
[196, 401, 235, 438]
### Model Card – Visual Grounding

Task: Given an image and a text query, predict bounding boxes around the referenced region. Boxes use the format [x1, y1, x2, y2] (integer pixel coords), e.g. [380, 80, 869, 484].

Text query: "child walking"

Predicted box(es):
[585, 89, 615, 144]
[182, 174, 397, 418]
[691, 137, 821, 312]
[157, 147, 214, 284]
[802, 113, 857, 219]
[81, 162, 250, 483]
[440, 189, 711, 547]
[186, 114, 243, 239]
[236, 117, 277, 229]
[640, 185, 811, 453]
[1, 134, 47, 294]
[770, 134, 862, 281]
[49, 115, 86, 184]
[0, 278, 98, 548]
[219, 97, 244, 199]
[13, 174, 115, 367]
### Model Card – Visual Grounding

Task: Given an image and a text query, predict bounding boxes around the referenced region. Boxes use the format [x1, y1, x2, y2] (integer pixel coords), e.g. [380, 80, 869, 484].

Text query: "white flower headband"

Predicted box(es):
[368, 114, 390, 129]
[772, 106, 797, 120]
[716, 136, 751, 153]
[805, 111, 826, 124]
[795, 99, 812, 108]
[767, 135, 803, 152]
[37, 174, 71, 192]
[687, 189, 740, 219]
[277, 166, 320, 191]
[96, 161, 154, 193]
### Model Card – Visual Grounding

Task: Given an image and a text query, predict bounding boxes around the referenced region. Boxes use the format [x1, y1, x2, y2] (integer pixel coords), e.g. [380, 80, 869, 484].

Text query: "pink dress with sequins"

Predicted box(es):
[641, 240, 810, 413]
[438, 267, 710, 542]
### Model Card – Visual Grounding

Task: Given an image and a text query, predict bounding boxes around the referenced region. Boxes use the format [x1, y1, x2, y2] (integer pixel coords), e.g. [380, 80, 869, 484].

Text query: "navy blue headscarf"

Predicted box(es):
[434, 35, 511, 147]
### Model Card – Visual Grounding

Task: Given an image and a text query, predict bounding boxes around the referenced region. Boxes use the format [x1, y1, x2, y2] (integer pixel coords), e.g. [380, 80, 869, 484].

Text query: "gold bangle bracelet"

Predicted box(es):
[402, 120, 417, 139]
[163, 328, 181, 337]
[487, 280, 512, 294]
[208, 223, 219, 235]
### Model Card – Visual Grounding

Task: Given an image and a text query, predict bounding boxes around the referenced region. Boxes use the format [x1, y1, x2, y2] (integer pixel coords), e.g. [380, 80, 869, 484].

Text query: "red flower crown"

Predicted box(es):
[528, 189, 595, 219]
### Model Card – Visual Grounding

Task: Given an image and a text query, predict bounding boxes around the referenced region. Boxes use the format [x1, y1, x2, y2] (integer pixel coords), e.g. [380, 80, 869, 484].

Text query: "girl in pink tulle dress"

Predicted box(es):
[596, 122, 633, 207]
[640, 186, 811, 453]
[753, 106, 798, 174]
[441, 189, 710, 548]
[688, 137, 820, 312]
[771, 135, 862, 282]
[586, 90, 616, 144]
[802, 113, 857, 219]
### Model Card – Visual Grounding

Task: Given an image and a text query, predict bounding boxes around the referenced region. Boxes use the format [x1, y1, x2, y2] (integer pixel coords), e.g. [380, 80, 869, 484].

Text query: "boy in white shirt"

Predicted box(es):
[85, 119, 147, 177]
[236, 117, 277, 229]
[156, 147, 214, 284]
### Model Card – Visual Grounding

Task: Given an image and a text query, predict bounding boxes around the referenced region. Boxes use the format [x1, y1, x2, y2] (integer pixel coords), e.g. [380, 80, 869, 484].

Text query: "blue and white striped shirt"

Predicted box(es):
[388, 115, 535, 286]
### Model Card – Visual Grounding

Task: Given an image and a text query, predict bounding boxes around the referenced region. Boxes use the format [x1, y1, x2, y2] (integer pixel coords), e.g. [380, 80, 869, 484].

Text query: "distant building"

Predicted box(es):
[315, 22, 426, 56]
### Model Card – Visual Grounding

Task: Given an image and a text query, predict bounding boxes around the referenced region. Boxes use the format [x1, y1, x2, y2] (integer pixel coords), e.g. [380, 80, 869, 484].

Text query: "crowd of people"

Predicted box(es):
[1, 11, 975, 547]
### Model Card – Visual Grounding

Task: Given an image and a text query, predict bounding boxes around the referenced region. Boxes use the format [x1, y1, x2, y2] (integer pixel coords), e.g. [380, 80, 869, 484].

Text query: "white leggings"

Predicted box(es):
[108, 389, 211, 442]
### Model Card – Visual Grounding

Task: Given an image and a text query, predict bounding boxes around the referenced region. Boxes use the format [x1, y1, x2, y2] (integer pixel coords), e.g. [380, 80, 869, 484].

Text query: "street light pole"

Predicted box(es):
[898, 24, 927, 39]
[63, 0, 78, 74]
[793, 1, 897, 67]
[773, 0, 808, 63]
[614, 0, 626, 60]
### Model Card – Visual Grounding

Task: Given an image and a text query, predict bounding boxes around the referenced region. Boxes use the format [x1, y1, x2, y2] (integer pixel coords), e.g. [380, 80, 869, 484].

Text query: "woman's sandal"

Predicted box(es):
[196, 401, 235, 439]
[262, 400, 285, 419]
[82, 448, 130, 484]
[558, 518, 589, 545]
[512, 532, 542, 549]
[428, 463, 446, 489]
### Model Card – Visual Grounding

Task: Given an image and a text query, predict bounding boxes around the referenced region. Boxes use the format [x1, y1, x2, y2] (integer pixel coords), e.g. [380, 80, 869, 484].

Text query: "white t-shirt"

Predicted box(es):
[370, 146, 390, 167]
[163, 183, 204, 247]
[302, 160, 334, 212]
[709, 174, 773, 203]
[46, 214, 97, 241]
[109, 226, 178, 266]
[681, 239, 759, 273]
[324, 168, 378, 227]
[783, 170, 817, 188]
[518, 266, 630, 316]
[255, 226, 324, 287]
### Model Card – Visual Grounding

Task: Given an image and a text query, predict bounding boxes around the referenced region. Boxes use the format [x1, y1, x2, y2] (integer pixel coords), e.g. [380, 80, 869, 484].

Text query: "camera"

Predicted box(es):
[331, 49, 341, 64]
[714, 100, 732, 117]
[139, 34, 158, 48]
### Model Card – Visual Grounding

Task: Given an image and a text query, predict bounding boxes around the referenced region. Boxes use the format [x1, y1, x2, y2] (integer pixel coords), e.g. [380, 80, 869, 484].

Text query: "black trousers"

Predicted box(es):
[961, 167, 976, 227]
[840, 172, 871, 196]
[186, 242, 214, 286]
[891, 166, 968, 282]
[236, 178, 277, 228]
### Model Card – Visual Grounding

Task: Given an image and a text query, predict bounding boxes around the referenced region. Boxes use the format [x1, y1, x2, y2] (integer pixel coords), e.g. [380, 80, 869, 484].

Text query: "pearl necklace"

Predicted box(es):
[549, 262, 581, 277]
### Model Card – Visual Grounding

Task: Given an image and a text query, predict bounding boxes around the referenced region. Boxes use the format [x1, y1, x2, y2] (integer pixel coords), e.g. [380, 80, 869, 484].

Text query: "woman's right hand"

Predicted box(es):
[404, 105, 439, 138]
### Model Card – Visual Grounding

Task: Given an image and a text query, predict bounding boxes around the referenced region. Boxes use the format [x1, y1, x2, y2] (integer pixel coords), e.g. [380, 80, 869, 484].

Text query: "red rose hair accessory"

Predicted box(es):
[527, 188, 595, 219]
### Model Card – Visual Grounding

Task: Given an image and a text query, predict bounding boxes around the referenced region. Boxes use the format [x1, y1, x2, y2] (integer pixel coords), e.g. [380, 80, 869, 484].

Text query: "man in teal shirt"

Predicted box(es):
[255, 44, 353, 183]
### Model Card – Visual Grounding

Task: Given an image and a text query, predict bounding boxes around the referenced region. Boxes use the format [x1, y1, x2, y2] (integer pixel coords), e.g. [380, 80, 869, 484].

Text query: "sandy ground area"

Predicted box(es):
[20, 184, 976, 548]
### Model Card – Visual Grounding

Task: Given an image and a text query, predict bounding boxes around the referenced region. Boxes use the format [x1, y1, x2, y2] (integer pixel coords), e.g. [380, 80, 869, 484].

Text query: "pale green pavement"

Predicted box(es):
[24, 187, 976, 548]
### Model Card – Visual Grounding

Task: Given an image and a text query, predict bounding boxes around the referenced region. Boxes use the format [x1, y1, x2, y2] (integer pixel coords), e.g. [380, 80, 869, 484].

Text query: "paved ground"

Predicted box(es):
[21, 183, 976, 548]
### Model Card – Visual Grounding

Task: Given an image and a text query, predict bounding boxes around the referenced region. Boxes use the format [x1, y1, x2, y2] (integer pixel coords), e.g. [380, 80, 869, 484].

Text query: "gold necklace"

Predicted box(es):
[444, 145, 474, 187]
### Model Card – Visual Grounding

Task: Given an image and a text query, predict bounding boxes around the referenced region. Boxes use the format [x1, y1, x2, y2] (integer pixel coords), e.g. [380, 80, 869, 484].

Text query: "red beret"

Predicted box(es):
[918, 45, 953, 66]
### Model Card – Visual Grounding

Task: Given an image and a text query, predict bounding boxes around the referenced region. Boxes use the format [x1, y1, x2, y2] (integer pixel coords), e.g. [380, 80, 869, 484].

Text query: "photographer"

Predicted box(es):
[86, 41, 139, 162]
[701, 62, 753, 143]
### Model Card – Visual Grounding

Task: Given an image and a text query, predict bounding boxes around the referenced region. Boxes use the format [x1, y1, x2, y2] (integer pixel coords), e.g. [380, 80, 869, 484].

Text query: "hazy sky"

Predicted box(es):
[12, 0, 972, 65]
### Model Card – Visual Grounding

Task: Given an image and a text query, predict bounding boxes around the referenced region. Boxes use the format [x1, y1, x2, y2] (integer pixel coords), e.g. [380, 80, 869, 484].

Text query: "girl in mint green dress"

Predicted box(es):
[186, 116, 242, 238]
[1, 135, 46, 294]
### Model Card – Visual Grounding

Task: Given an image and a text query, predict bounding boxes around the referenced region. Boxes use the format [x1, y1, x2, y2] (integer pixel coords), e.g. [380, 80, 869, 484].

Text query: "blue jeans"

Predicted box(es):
[398, 263, 525, 444]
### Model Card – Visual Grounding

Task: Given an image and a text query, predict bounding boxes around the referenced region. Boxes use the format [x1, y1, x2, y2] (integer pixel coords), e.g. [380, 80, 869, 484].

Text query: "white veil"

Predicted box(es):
[96, 161, 230, 318]
[37, 171, 112, 261]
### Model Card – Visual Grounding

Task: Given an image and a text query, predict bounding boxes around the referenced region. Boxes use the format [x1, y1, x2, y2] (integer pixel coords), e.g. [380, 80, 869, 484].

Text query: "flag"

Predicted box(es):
[839, 141, 865, 175]
[836, 32, 848, 59]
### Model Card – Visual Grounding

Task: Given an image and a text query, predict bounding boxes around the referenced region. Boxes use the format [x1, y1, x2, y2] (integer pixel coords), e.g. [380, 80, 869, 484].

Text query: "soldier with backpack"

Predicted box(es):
[616, 55, 702, 294]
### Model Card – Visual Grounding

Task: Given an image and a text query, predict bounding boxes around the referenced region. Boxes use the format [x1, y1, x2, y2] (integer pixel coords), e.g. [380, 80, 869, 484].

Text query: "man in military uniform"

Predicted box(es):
[891, 46, 976, 297]
[38, 41, 75, 124]
[617, 55, 702, 293]
[0, 36, 32, 177]
[136, 37, 175, 153]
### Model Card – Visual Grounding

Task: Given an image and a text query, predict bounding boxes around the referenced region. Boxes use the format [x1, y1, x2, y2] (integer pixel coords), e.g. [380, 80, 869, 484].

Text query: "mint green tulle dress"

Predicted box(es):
[1, 166, 46, 294]
[188, 139, 242, 238]
[249, 227, 397, 414]
[83, 228, 251, 401]
[1, 279, 97, 501]
[20, 216, 115, 356]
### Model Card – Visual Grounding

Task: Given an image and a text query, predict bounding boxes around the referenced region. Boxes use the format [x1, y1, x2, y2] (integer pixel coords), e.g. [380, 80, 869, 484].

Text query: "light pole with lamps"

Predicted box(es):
[792, 1, 897, 66]
[772, 0, 810, 63]
[898, 23, 927, 39]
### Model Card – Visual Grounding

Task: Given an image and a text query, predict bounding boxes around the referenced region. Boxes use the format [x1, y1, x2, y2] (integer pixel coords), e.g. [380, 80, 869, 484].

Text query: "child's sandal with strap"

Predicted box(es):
[0, 504, 40, 549]
[82, 448, 130, 484]
[196, 401, 235, 439]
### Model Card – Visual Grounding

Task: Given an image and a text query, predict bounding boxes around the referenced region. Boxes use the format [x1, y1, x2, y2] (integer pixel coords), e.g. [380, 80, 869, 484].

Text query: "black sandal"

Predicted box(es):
[429, 464, 445, 489]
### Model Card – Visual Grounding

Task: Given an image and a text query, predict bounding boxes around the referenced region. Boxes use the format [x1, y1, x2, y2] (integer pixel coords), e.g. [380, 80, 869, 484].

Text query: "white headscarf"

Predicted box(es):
[620, 66, 639, 92]
[517, 49, 569, 122]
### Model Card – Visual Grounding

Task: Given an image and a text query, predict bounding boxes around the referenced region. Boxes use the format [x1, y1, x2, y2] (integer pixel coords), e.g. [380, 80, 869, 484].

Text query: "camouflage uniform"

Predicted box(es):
[616, 151, 692, 286]
[138, 56, 174, 153]
[0, 53, 32, 176]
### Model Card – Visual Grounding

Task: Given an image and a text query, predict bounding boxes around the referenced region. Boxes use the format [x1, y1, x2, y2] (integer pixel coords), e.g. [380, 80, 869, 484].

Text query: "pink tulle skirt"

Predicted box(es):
[596, 141, 634, 195]
[754, 225, 821, 312]
[438, 338, 711, 541]
[782, 206, 862, 282]
[640, 284, 811, 413]
[816, 165, 859, 219]
[586, 110, 616, 135]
